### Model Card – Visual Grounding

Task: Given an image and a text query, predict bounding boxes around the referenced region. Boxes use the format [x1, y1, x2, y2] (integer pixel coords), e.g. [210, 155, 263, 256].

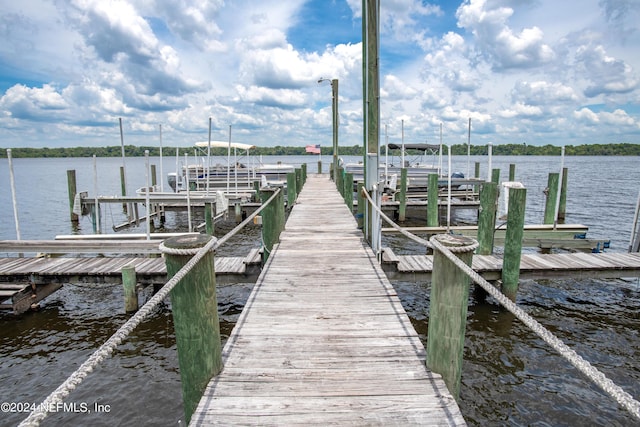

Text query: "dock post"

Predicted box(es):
[559, 167, 568, 220]
[543, 172, 559, 224]
[151, 164, 157, 187]
[427, 173, 439, 227]
[121, 265, 138, 313]
[120, 166, 128, 213]
[502, 187, 527, 301]
[318, 160, 322, 174]
[427, 234, 476, 400]
[67, 170, 78, 222]
[509, 164, 516, 181]
[477, 182, 498, 255]
[205, 202, 215, 235]
[398, 168, 408, 222]
[234, 201, 242, 223]
[337, 167, 344, 197]
[491, 168, 500, 184]
[163, 234, 222, 424]
[301, 163, 307, 185]
[474, 162, 481, 194]
[287, 171, 297, 209]
[329, 162, 334, 181]
[295, 168, 303, 195]
[344, 172, 354, 212]
[260, 187, 284, 263]
[356, 182, 365, 229]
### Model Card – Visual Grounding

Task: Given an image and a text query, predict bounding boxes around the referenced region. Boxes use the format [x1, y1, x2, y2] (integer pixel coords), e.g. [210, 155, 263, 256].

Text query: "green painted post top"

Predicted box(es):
[491, 168, 500, 184]
[164, 234, 213, 252]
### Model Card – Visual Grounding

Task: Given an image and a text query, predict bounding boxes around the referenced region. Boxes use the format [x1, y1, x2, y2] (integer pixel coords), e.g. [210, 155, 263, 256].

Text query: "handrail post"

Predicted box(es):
[477, 182, 498, 255]
[287, 171, 297, 209]
[344, 172, 354, 212]
[163, 234, 222, 424]
[427, 234, 476, 400]
[502, 187, 527, 300]
[427, 173, 439, 227]
[260, 188, 283, 263]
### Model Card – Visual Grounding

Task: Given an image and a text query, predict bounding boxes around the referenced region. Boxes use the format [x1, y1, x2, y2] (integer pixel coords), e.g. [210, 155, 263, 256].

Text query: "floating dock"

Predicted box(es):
[190, 175, 465, 425]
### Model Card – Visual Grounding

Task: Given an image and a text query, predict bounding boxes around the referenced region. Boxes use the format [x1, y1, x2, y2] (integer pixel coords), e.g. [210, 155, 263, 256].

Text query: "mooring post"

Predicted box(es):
[398, 168, 408, 222]
[163, 234, 222, 424]
[559, 167, 568, 221]
[287, 171, 297, 209]
[301, 163, 307, 185]
[356, 182, 365, 229]
[234, 201, 242, 223]
[295, 168, 303, 196]
[502, 187, 527, 301]
[509, 164, 516, 181]
[120, 165, 128, 213]
[427, 173, 439, 227]
[121, 265, 138, 313]
[329, 162, 334, 181]
[67, 170, 78, 222]
[477, 182, 499, 255]
[151, 164, 157, 187]
[337, 167, 344, 197]
[260, 187, 283, 263]
[427, 234, 476, 400]
[318, 160, 322, 174]
[344, 172, 354, 212]
[543, 172, 559, 224]
[205, 202, 215, 235]
[491, 168, 500, 184]
[474, 162, 481, 195]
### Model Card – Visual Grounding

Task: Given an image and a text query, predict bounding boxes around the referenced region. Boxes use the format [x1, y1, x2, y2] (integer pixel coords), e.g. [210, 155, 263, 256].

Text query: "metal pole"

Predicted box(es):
[119, 118, 127, 197]
[93, 155, 100, 234]
[145, 150, 151, 240]
[332, 79, 339, 183]
[207, 117, 212, 196]
[7, 149, 21, 240]
[159, 124, 164, 192]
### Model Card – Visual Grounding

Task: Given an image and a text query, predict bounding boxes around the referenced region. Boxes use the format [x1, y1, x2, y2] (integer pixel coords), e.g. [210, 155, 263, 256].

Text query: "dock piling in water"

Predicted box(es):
[163, 234, 223, 424]
[502, 187, 527, 300]
[67, 170, 78, 222]
[427, 173, 439, 227]
[544, 172, 559, 224]
[427, 233, 476, 400]
[121, 264, 138, 313]
[477, 181, 499, 255]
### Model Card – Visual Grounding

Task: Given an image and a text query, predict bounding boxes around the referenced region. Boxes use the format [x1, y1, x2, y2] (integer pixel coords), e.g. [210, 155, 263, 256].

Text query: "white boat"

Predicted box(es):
[168, 141, 295, 193]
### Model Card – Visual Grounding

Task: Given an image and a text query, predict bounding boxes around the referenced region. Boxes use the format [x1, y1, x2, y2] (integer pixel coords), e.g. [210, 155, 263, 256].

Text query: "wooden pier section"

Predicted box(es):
[382, 247, 640, 281]
[190, 175, 464, 425]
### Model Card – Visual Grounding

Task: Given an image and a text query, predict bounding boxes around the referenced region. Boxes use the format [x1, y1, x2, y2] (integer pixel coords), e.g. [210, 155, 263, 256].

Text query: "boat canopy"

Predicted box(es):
[387, 143, 440, 151]
[195, 141, 256, 150]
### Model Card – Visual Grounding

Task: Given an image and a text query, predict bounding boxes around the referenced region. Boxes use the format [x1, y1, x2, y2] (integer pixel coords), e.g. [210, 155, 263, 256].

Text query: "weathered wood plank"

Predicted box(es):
[191, 175, 465, 426]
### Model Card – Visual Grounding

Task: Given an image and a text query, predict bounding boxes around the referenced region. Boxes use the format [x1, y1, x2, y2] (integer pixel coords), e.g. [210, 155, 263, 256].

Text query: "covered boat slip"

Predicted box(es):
[190, 175, 465, 425]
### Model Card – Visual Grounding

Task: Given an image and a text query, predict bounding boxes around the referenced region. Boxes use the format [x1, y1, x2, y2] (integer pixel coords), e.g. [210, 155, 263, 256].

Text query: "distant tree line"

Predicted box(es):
[1, 142, 639, 158]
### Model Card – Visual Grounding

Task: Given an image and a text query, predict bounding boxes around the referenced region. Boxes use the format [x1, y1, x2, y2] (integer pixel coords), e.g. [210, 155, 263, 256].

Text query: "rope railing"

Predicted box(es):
[361, 187, 640, 421]
[19, 188, 282, 427]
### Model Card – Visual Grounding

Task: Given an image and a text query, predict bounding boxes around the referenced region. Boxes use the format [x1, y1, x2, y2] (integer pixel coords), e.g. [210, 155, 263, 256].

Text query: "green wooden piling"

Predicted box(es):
[67, 170, 78, 222]
[558, 167, 568, 221]
[120, 166, 127, 213]
[121, 265, 138, 313]
[295, 168, 303, 195]
[151, 164, 157, 187]
[509, 164, 516, 181]
[337, 167, 344, 197]
[427, 234, 476, 400]
[502, 187, 527, 301]
[329, 162, 334, 181]
[543, 172, 559, 224]
[357, 182, 365, 229]
[398, 168, 408, 222]
[474, 162, 481, 194]
[301, 163, 307, 185]
[205, 202, 215, 235]
[260, 187, 284, 263]
[344, 172, 354, 212]
[318, 160, 322, 174]
[287, 172, 297, 209]
[163, 234, 222, 424]
[477, 182, 498, 255]
[491, 168, 500, 184]
[427, 173, 439, 227]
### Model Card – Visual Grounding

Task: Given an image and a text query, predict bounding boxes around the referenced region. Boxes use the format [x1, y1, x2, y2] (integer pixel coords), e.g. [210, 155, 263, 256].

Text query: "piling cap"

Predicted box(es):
[164, 234, 213, 250]
[433, 233, 477, 248]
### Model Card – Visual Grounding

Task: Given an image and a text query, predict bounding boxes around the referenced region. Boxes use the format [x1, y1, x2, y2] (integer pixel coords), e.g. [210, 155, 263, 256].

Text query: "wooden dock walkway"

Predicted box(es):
[382, 247, 640, 281]
[190, 175, 464, 426]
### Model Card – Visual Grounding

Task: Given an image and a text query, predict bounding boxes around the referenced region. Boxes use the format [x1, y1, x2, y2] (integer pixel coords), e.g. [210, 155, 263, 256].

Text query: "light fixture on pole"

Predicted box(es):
[318, 78, 339, 183]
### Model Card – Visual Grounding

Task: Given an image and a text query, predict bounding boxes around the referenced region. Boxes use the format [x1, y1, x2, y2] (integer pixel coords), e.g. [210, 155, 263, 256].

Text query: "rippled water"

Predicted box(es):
[1, 155, 639, 426]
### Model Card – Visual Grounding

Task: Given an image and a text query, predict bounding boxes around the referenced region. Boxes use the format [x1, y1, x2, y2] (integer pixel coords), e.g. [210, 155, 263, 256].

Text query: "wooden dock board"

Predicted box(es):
[382, 248, 640, 281]
[191, 175, 465, 426]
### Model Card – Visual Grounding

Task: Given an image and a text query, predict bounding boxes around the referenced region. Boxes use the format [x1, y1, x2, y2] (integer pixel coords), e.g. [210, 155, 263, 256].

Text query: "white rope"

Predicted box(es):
[361, 187, 640, 421]
[19, 188, 282, 427]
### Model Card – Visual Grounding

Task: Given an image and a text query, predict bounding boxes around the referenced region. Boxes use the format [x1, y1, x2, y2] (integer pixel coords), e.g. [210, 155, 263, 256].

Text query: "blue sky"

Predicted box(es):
[0, 0, 639, 149]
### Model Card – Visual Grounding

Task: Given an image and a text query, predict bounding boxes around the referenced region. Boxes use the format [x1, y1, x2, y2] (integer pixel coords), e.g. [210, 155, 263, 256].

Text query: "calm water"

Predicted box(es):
[1, 155, 639, 426]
